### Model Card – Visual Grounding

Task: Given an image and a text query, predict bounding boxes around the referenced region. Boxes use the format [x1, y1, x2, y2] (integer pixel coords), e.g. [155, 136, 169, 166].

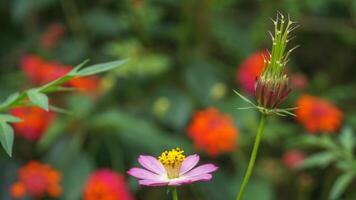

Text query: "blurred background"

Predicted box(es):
[0, 0, 355, 199]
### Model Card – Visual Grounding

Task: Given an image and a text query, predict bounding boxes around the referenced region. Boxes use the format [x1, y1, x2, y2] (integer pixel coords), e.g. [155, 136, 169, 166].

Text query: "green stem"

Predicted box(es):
[236, 114, 267, 200]
[172, 187, 178, 200]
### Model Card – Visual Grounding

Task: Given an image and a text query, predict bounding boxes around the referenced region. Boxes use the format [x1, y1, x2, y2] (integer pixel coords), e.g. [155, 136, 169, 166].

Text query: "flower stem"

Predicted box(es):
[236, 114, 267, 200]
[172, 187, 178, 200]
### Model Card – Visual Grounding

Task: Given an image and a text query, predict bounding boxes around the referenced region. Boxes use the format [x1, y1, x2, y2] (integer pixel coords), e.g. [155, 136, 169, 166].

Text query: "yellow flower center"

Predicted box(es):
[158, 148, 186, 179]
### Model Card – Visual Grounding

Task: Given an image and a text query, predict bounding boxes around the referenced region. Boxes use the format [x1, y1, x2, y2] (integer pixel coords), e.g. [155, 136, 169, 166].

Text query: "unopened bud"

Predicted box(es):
[255, 75, 291, 109]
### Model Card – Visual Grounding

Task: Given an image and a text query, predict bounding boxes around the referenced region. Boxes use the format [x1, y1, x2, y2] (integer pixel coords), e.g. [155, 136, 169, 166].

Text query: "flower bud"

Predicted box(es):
[255, 74, 291, 109]
[254, 13, 297, 111]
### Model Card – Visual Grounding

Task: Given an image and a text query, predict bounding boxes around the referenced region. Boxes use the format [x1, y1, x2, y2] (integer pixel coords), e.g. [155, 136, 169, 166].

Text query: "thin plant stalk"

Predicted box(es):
[172, 187, 178, 200]
[236, 114, 267, 200]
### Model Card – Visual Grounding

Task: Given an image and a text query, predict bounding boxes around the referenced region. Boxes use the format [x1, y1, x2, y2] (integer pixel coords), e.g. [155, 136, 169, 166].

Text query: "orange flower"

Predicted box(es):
[68, 76, 100, 94]
[10, 161, 62, 199]
[295, 95, 343, 133]
[10, 106, 55, 141]
[187, 108, 238, 157]
[20, 54, 101, 93]
[83, 169, 134, 200]
[236, 51, 268, 95]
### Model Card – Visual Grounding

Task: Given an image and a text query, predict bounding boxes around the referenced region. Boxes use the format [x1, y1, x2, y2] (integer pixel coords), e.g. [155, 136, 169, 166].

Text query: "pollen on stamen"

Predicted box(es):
[158, 148, 186, 179]
[158, 147, 185, 166]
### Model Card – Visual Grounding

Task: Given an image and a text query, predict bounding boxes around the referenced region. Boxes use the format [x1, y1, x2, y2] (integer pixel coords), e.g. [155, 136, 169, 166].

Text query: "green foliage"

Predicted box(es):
[298, 127, 356, 199]
[90, 110, 191, 154]
[330, 172, 355, 200]
[27, 89, 49, 111]
[1, 0, 355, 199]
[0, 93, 20, 110]
[106, 40, 171, 77]
[0, 59, 127, 156]
[0, 115, 21, 157]
[71, 60, 128, 76]
[299, 152, 336, 169]
[0, 114, 22, 123]
[0, 122, 14, 157]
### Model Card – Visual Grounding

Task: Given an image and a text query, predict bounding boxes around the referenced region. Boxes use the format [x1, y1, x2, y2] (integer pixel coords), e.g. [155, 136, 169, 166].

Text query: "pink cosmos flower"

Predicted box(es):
[127, 148, 218, 186]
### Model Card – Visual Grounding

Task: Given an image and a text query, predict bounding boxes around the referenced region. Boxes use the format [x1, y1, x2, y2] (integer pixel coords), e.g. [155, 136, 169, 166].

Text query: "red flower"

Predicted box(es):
[21, 55, 70, 85]
[68, 76, 100, 93]
[283, 150, 305, 170]
[10, 161, 62, 199]
[20, 54, 100, 93]
[236, 51, 268, 95]
[290, 73, 308, 90]
[40, 23, 65, 50]
[10, 106, 55, 141]
[295, 95, 343, 133]
[83, 169, 134, 200]
[21, 55, 46, 85]
[187, 108, 239, 157]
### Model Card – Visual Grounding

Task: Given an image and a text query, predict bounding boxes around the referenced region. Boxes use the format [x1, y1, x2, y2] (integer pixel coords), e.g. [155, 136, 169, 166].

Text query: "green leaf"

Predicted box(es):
[339, 126, 354, 152]
[297, 135, 321, 147]
[75, 59, 127, 76]
[43, 86, 77, 93]
[0, 114, 22, 123]
[68, 59, 90, 75]
[49, 106, 73, 115]
[233, 90, 257, 107]
[0, 92, 20, 109]
[275, 109, 296, 116]
[27, 89, 49, 111]
[38, 118, 68, 150]
[299, 152, 336, 169]
[90, 110, 191, 154]
[320, 135, 339, 150]
[0, 122, 14, 157]
[237, 106, 256, 110]
[61, 155, 93, 200]
[330, 172, 355, 200]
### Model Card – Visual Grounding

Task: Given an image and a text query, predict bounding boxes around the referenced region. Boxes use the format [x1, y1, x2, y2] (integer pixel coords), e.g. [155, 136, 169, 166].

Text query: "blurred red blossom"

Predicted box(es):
[283, 150, 306, 170]
[40, 23, 65, 50]
[20, 54, 100, 93]
[236, 51, 268, 95]
[21, 55, 70, 85]
[10, 106, 55, 141]
[10, 161, 62, 199]
[295, 95, 343, 133]
[83, 169, 134, 200]
[187, 107, 239, 157]
[290, 73, 308, 90]
[69, 76, 101, 93]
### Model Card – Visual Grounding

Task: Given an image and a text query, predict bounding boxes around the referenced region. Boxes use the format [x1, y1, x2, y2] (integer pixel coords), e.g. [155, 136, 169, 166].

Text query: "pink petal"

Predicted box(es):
[168, 174, 213, 186]
[186, 173, 213, 182]
[127, 168, 163, 180]
[179, 154, 200, 176]
[168, 180, 184, 186]
[184, 164, 218, 177]
[139, 179, 169, 187]
[138, 155, 165, 175]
